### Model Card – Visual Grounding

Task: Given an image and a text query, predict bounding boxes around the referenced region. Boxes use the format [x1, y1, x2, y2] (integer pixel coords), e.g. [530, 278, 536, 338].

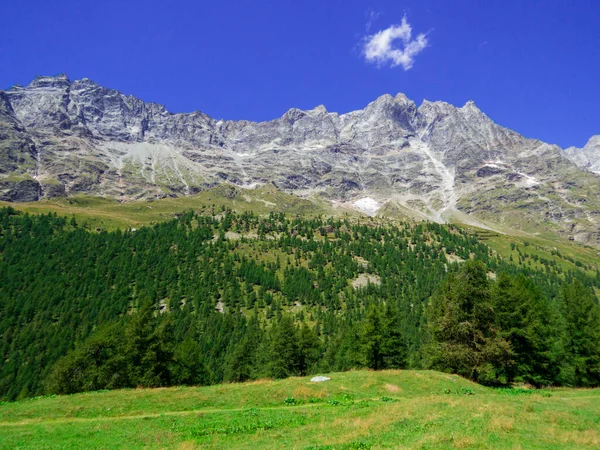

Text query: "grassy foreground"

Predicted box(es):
[1, 371, 599, 449]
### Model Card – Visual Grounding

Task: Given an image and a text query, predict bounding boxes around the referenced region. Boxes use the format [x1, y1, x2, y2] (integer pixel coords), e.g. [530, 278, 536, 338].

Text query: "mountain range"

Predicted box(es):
[1, 74, 599, 245]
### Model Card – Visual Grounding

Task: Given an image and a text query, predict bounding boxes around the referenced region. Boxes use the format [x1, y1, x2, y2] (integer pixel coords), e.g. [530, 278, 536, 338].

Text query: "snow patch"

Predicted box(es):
[353, 197, 381, 216]
[517, 172, 539, 187]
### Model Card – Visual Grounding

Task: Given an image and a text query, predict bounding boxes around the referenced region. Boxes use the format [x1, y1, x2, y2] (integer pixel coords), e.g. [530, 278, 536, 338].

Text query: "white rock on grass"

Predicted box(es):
[310, 376, 331, 383]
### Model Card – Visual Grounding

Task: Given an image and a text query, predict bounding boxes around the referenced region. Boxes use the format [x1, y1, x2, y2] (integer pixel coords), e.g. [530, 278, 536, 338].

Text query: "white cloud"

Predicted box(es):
[363, 16, 429, 70]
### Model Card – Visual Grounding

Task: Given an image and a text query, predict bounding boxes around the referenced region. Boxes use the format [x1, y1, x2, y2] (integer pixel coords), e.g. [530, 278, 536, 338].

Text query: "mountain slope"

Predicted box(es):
[1, 74, 600, 244]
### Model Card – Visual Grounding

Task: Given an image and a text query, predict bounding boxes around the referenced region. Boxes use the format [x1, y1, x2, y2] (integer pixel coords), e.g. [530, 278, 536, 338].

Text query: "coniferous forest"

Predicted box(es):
[1, 206, 600, 402]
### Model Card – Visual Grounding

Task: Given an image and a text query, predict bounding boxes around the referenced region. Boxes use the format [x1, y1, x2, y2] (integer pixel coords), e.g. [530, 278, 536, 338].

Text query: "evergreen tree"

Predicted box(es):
[297, 323, 320, 376]
[172, 338, 208, 386]
[492, 274, 561, 386]
[45, 322, 128, 395]
[223, 317, 263, 383]
[358, 305, 407, 370]
[267, 316, 300, 378]
[558, 280, 600, 386]
[423, 260, 511, 384]
[359, 306, 385, 370]
[123, 305, 174, 387]
[380, 304, 408, 369]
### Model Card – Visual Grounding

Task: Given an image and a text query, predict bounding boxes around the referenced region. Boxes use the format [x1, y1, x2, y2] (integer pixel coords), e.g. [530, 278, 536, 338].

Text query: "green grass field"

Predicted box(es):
[467, 227, 600, 278]
[1, 370, 599, 449]
[0, 184, 339, 231]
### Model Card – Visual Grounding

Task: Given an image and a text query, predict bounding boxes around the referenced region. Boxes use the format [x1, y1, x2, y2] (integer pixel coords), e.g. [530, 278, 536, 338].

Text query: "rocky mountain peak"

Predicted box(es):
[308, 104, 328, 115]
[418, 99, 456, 115]
[369, 92, 415, 108]
[393, 93, 412, 104]
[458, 100, 492, 126]
[360, 93, 417, 126]
[282, 108, 307, 123]
[565, 135, 600, 174]
[460, 100, 481, 113]
[585, 135, 600, 148]
[2, 73, 600, 247]
[74, 77, 99, 87]
[28, 73, 71, 88]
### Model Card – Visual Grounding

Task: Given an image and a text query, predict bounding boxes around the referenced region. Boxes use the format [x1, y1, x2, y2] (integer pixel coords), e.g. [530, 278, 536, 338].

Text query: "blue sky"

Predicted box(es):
[1, 0, 598, 148]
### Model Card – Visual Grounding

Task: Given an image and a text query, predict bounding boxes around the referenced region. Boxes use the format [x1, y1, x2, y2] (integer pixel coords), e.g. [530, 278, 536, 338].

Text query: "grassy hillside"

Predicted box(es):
[466, 227, 600, 279]
[0, 184, 341, 231]
[3, 187, 599, 275]
[1, 370, 599, 449]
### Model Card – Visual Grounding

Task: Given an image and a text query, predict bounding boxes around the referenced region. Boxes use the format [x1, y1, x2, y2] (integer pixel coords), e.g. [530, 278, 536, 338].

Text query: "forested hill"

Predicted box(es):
[1, 207, 600, 402]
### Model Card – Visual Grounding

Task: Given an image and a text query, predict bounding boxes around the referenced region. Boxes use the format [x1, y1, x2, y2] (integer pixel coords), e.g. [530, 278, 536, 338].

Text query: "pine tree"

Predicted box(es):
[492, 274, 561, 386]
[124, 305, 174, 387]
[297, 322, 319, 375]
[267, 316, 300, 378]
[494, 275, 561, 386]
[359, 305, 385, 370]
[223, 317, 262, 382]
[45, 322, 128, 395]
[423, 260, 511, 384]
[172, 338, 208, 385]
[381, 304, 408, 369]
[357, 305, 407, 370]
[558, 280, 600, 386]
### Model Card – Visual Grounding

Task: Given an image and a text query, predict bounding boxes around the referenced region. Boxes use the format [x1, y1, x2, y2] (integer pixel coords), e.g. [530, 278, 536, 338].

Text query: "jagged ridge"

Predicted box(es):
[1, 74, 600, 245]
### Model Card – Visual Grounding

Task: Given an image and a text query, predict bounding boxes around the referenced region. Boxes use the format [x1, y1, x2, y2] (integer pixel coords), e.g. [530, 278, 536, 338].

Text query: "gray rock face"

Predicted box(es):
[565, 136, 600, 174]
[1, 74, 600, 244]
[0, 178, 41, 202]
[0, 91, 38, 175]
